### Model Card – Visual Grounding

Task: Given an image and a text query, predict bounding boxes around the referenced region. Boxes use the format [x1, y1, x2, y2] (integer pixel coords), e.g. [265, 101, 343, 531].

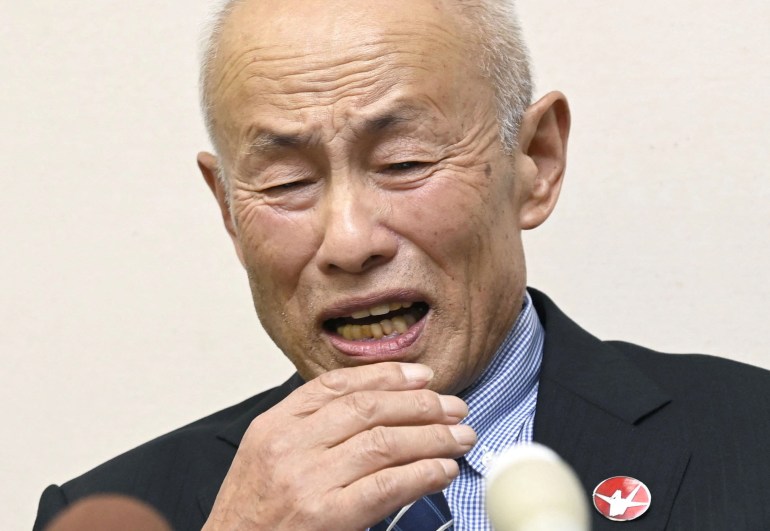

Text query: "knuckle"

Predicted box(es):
[416, 460, 448, 488]
[259, 432, 293, 460]
[298, 497, 324, 523]
[346, 391, 378, 420]
[412, 389, 438, 416]
[373, 470, 400, 502]
[427, 424, 451, 446]
[318, 369, 350, 395]
[243, 419, 286, 457]
[363, 426, 394, 460]
[245, 408, 280, 434]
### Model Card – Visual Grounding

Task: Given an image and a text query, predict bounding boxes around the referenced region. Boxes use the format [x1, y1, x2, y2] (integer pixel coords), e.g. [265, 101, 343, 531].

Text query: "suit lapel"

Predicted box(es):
[530, 289, 690, 530]
[196, 373, 305, 521]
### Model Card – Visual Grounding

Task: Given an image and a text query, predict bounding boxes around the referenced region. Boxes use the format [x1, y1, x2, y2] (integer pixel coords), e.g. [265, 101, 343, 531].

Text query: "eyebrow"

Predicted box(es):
[246, 131, 312, 156]
[244, 104, 431, 157]
[367, 109, 420, 133]
[369, 100, 437, 132]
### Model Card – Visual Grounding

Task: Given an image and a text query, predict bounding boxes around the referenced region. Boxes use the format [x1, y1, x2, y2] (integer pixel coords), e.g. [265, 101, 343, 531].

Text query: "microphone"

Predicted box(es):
[486, 443, 590, 531]
[44, 494, 172, 531]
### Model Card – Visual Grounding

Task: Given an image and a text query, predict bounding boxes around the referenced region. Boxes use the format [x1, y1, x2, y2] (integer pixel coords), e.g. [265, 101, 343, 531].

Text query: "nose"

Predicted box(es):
[315, 180, 397, 274]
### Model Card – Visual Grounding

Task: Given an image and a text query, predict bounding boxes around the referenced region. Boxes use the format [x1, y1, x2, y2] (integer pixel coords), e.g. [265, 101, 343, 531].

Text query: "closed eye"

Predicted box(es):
[263, 180, 312, 194]
[385, 161, 429, 172]
[277, 181, 307, 189]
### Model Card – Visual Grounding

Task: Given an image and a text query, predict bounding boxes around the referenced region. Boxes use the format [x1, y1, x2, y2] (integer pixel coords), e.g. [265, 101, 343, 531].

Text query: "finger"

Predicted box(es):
[337, 458, 460, 530]
[307, 389, 468, 447]
[277, 362, 435, 417]
[325, 423, 475, 486]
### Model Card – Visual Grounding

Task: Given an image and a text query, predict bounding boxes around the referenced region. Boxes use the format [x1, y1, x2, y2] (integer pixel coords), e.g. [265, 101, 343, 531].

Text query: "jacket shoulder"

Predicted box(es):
[609, 340, 770, 405]
[35, 376, 299, 530]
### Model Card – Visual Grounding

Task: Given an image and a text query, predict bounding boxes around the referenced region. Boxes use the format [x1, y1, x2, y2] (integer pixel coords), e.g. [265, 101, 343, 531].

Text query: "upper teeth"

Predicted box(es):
[337, 314, 416, 341]
[350, 301, 413, 319]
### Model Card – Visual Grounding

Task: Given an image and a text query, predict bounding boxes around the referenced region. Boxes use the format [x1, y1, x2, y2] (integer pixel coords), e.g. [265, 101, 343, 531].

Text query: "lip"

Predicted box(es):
[318, 288, 430, 323]
[324, 311, 429, 360]
[318, 288, 431, 361]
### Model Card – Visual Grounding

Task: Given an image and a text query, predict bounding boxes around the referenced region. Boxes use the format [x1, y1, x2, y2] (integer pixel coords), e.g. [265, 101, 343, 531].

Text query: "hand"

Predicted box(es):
[202, 362, 475, 530]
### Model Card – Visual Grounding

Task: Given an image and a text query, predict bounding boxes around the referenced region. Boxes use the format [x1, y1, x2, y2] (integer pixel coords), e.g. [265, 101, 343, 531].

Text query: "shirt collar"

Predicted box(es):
[458, 290, 544, 474]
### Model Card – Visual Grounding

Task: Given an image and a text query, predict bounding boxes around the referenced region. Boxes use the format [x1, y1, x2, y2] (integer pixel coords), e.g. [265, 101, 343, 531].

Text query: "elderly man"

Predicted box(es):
[35, 0, 770, 530]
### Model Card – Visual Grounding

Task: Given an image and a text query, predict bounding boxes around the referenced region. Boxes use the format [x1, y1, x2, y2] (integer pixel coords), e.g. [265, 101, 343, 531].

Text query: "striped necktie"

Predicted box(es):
[370, 492, 454, 531]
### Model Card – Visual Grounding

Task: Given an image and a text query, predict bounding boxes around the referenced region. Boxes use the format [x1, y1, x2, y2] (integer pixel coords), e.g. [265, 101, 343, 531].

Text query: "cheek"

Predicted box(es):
[396, 177, 512, 267]
[234, 202, 320, 297]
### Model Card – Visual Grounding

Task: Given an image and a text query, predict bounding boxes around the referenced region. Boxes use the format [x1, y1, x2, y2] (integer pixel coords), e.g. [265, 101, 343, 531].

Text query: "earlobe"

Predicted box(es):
[515, 91, 571, 230]
[197, 152, 246, 266]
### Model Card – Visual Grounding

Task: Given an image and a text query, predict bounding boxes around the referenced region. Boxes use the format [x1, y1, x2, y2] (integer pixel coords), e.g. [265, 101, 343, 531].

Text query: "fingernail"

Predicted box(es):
[449, 424, 476, 446]
[401, 363, 434, 383]
[439, 395, 469, 420]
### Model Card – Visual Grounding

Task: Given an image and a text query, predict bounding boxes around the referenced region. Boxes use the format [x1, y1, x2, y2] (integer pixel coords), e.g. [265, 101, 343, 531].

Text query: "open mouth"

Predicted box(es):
[323, 301, 430, 341]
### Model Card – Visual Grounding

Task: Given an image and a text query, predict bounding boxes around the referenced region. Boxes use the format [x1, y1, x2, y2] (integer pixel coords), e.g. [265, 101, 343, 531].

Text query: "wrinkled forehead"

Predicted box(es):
[206, 0, 486, 153]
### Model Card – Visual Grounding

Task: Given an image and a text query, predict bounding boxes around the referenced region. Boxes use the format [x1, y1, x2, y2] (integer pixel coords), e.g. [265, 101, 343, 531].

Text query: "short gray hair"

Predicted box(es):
[199, 0, 533, 162]
[456, 1, 533, 152]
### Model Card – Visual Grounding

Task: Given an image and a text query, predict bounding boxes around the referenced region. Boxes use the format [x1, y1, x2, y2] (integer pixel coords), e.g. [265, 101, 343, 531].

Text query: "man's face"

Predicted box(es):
[205, 0, 534, 394]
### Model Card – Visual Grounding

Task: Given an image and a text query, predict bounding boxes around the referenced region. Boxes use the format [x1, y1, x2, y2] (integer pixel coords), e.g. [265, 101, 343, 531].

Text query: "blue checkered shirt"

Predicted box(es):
[444, 291, 544, 530]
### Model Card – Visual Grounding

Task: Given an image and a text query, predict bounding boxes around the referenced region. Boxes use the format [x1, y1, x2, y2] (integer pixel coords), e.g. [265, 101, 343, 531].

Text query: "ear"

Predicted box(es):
[514, 91, 571, 230]
[197, 151, 246, 266]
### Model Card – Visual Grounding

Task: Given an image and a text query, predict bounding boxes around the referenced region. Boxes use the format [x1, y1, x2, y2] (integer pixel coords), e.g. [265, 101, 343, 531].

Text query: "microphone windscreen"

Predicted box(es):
[44, 494, 172, 531]
[486, 443, 589, 531]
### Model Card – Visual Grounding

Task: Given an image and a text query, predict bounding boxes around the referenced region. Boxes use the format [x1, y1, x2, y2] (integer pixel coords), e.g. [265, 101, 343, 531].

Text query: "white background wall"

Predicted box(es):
[1, 1, 768, 528]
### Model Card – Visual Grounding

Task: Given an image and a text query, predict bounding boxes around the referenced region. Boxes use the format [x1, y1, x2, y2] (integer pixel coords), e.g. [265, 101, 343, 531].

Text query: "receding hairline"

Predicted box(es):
[199, 0, 533, 161]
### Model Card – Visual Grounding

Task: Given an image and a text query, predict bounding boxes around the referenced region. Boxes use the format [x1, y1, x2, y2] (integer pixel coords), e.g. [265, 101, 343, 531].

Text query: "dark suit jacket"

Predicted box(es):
[34, 289, 770, 530]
